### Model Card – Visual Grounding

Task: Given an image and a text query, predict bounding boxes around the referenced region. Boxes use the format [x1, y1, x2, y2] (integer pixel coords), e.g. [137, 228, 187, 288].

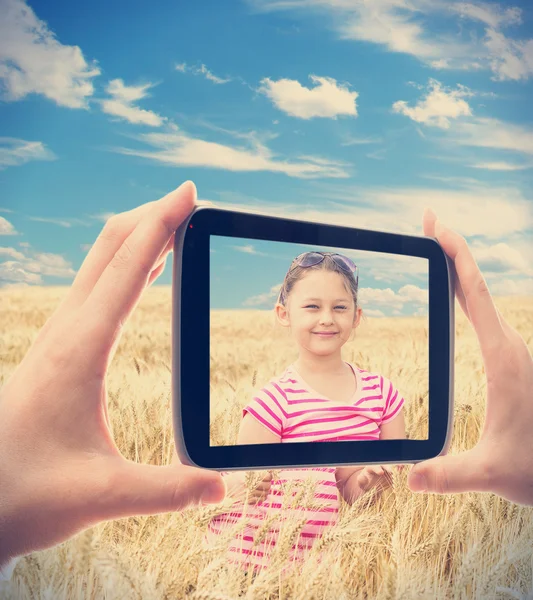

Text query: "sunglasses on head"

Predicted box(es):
[279, 251, 359, 304]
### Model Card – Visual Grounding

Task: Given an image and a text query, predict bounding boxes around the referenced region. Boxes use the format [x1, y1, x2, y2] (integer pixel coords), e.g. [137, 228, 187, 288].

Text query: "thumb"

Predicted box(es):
[102, 461, 226, 520]
[408, 449, 489, 495]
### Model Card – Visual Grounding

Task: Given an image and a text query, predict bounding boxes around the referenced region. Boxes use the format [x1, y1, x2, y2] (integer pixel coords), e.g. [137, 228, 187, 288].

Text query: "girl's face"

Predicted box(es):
[276, 270, 362, 357]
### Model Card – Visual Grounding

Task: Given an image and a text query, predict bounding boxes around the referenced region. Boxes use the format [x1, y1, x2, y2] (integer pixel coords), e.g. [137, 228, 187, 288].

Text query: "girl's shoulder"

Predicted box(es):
[252, 366, 295, 400]
[347, 362, 391, 395]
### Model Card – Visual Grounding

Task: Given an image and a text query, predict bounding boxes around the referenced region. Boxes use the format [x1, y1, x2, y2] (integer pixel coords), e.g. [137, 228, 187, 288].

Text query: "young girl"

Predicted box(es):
[207, 251, 406, 570]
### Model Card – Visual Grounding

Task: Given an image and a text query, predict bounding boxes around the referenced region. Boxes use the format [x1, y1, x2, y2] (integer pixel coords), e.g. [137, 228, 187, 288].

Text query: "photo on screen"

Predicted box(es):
[209, 235, 429, 447]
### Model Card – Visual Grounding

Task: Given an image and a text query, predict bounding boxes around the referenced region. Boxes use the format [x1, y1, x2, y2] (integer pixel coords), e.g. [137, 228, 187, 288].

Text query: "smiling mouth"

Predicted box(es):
[314, 332, 338, 335]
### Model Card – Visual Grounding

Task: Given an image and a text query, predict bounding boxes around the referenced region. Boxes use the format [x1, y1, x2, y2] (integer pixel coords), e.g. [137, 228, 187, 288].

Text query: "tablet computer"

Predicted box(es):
[172, 205, 455, 470]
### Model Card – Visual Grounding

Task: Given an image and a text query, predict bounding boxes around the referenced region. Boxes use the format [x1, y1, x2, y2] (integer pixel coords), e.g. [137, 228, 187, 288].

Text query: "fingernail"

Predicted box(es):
[410, 471, 428, 492]
[178, 180, 197, 197]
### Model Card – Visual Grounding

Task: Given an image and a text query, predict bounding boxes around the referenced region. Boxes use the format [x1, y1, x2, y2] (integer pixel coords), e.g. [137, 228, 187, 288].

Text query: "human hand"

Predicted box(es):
[223, 471, 273, 505]
[407, 209, 533, 505]
[0, 181, 226, 567]
[355, 465, 395, 493]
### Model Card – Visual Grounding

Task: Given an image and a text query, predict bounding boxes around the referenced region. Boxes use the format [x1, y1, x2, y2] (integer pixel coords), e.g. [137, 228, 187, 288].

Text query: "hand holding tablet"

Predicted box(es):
[407, 209, 533, 505]
[0, 181, 532, 574]
[0, 182, 225, 571]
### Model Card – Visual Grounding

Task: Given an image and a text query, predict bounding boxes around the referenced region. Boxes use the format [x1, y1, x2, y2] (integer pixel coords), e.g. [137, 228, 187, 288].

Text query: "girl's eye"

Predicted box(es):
[304, 305, 348, 310]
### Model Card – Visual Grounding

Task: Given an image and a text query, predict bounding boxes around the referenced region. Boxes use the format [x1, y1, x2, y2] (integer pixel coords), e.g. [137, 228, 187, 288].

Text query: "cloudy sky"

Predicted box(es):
[211, 236, 430, 316]
[1, 0, 532, 313]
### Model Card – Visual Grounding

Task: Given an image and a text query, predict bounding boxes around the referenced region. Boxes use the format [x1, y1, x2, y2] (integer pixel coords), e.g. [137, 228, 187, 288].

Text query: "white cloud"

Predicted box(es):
[88, 211, 116, 223]
[0, 261, 42, 284]
[249, 0, 533, 81]
[364, 308, 386, 318]
[212, 179, 533, 240]
[359, 284, 428, 310]
[394, 80, 533, 158]
[471, 241, 532, 276]
[0, 137, 56, 169]
[469, 160, 532, 171]
[27, 215, 91, 227]
[392, 79, 473, 129]
[341, 136, 382, 147]
[112, 130, 350, 178]
[258, 75, 358, 119]
[0, 216, 18, 235]
[28, 216, 73, 228]
[489, 277, 533, 297]
[244, 281, 427, 312]
[451, 2, 522, 29]
[0, 282, 32, 289]
[484, 28, 533, 81]
[0, 241, 77, 286]
[452, 117, 533, 156]
[397, 284, 429, 304]
[101, 79, 164, 126]
[233, 244, 258, 254]
[230, 244, 271, 256]
[366, 149, 386, 160]
[0, 0, 99, 108]
[19, 241, 30, 247]
[243, 283, 282, 307]
[175, 61, 231, 84]
[2, 252, 75, 279]
[0, 246, 25, 260]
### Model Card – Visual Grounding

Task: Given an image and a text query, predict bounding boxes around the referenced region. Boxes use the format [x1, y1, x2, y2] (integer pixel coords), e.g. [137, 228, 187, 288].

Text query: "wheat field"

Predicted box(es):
[1, 286, 533, 600]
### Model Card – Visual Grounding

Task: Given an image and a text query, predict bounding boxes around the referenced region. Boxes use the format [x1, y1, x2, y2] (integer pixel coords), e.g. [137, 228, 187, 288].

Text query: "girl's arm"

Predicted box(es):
[380, 408, 406, 440]
[336, 408, 407, 504]
[237, 413, 282, 445]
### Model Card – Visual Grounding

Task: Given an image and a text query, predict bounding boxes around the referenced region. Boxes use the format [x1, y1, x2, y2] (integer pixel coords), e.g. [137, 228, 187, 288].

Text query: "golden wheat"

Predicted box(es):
[1, 287, 533, 599]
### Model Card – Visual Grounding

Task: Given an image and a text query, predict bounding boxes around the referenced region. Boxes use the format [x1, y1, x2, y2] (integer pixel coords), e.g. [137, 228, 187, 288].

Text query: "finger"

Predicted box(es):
[62, 201, 158, 312]
[408, 448, 491, 495]
[155, 231, 175, 266]
[147, 256, 168, 287]
[431, 218, 504, 356]
[256, 480, 271, 490]
[102, 460, 226, 519]
[358, 473, 370, 491]
[84, 181, 196, 344]
[366, 473, 381, 487]
[423, 208, 470, 321]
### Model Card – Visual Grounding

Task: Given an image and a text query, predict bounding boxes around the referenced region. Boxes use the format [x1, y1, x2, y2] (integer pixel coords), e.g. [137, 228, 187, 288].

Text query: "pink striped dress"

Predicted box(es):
[206, 361, 405, 570]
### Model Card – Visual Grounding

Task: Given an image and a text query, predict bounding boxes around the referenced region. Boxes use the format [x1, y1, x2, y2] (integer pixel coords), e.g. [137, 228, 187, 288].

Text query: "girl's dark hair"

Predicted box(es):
[277, 255, 359, 310]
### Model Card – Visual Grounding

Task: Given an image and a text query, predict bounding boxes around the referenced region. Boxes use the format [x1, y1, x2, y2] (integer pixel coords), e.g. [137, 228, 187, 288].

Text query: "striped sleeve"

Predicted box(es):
[243, 383, 287, 437]
[380, 376, 405, 424]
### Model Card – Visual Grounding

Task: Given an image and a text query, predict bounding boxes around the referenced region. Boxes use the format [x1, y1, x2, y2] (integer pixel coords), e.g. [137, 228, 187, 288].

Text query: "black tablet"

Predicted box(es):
[172, 205, 455, 470]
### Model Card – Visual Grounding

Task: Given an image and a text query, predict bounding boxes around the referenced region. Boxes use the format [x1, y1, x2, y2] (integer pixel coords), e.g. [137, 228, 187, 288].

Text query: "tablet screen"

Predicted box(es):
[209, 235, 429, 447]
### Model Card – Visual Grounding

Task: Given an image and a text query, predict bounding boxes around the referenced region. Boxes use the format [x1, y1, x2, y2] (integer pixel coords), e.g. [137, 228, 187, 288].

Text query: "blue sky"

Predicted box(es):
[211, 236, 428, 315]
[0, 0, 532, 314]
